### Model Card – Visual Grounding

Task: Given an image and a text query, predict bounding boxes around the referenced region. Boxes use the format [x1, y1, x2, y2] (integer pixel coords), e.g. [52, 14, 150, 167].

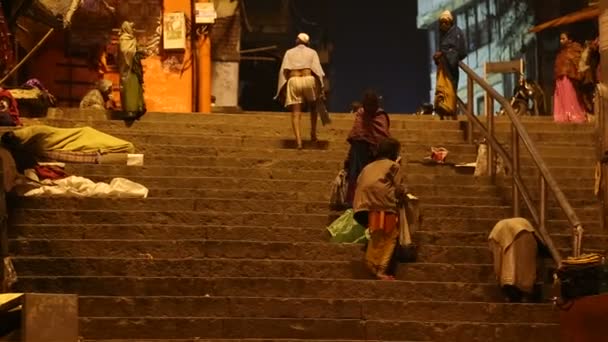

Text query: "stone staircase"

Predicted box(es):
[4, 110, 603, 341]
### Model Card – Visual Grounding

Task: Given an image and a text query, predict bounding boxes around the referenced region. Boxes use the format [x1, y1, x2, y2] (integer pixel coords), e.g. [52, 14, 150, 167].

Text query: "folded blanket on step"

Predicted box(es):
[11, 125, 135, 154]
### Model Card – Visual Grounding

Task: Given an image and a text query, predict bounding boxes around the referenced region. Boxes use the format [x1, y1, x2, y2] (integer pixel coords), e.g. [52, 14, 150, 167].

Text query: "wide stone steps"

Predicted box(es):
[8, 110, 596, 341]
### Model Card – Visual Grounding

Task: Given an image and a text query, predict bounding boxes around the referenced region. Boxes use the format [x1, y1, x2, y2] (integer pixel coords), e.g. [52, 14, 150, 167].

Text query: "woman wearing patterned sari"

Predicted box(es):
[344, 90, 390, 207]
[353, 137, 407, 280]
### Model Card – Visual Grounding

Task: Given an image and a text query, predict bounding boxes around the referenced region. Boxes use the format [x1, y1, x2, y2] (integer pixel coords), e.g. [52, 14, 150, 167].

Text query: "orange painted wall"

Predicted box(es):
[22, 0, 208, 113]
[142, 0, 193, 112]
[105, 0, 194, 112]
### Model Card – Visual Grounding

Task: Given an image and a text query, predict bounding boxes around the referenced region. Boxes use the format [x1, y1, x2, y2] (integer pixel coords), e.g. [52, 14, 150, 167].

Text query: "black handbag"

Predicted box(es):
[556, 263, 608, 300]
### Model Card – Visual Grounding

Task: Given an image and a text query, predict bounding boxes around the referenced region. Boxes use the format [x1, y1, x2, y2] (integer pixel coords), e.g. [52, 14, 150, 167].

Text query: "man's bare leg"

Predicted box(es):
[310, 105, 318, 142]
[291, 103, 303, 149]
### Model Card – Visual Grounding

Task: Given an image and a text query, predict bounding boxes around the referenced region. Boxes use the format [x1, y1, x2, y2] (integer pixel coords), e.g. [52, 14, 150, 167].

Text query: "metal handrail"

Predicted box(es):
[459, 61, 585, 266]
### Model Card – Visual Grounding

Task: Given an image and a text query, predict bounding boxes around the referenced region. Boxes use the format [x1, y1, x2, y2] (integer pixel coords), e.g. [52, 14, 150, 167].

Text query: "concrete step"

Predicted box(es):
[9, 208, 603, 233]
[30, 118, 468, 140]
[135, 143, 593, 159]
[10, 257, 499, 283]
[9, 240, 589, 268]
[28, 117, 595, 140]
[5, 127, 594, 153]
[75, 176, 502, 195]
[36, 109, 595, 132]
[10, 188, 504, 205]
[8, 195, 506, 211]
[65, 165, 490, 181]
[65, 163, 598, 180]
[7, 224, 330, 242]
[8, 197, 598, 221]
[13, 276, 509, 302]
[84, 340, 425, 342]
[116, 153, 597, 171]
[76, 317, 558, 342]
[76, 296, 556, 323]
[9, 224, 608, 250]
[416, 231, 608, 249]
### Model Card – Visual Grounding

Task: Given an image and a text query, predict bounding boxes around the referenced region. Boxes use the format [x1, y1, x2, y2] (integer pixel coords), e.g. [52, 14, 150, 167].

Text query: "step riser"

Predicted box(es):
[137, 144, 595, 159]
[10, 225, 608, 250]
[77, 317, 558, 341]
[66, 164, 597, 179]
[10, 211, 603, 233]
[33, 114, 597, 132]
[77, 297, 556, 323]
[14, 277, 507, 301]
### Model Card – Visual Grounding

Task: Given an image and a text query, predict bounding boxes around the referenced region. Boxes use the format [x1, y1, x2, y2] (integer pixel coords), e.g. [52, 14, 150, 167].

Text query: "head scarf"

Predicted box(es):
[297, 33, 310, 44]
[439, 10, 453, 22]
[119, 21, 137, 68]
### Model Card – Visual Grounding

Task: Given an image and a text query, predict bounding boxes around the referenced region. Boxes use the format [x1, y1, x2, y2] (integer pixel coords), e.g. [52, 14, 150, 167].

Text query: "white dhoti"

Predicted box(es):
[285, 75, 317, 107]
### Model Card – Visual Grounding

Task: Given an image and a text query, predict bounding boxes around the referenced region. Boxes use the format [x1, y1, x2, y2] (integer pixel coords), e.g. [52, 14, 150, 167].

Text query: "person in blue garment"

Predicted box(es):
[433, 10, 467, 120]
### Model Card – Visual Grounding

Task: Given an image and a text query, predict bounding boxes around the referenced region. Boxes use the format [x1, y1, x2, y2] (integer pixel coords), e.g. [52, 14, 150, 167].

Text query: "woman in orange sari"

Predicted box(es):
[353, 137, 407, 280]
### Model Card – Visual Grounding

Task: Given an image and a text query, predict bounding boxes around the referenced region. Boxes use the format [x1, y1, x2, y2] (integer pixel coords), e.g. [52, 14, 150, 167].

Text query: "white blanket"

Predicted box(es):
[22, 175, 148, 198]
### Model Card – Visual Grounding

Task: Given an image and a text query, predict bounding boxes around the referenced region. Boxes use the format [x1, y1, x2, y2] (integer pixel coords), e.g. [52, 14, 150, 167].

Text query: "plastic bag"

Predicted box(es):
[326, 209, 367, 243]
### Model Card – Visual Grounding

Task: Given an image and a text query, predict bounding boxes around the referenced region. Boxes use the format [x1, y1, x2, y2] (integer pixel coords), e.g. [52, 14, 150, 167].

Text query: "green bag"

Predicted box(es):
[326, 209, 367, 244]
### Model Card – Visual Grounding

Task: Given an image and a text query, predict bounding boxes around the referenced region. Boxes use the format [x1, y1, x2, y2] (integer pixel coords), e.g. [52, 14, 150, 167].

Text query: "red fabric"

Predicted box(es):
[347, 108, 390, 146]
[0, 89, 21, 126]
[34, 165, 69, 180]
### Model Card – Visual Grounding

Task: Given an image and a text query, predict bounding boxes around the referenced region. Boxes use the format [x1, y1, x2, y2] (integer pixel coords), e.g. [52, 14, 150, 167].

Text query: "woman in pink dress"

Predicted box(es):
[553, 32, 587, 123]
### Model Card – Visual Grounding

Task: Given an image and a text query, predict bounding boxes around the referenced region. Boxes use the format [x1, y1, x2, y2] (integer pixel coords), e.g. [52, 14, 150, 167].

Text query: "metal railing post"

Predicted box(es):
[540, 176, 547, 233]
[467, 76, 474, 144]
[512, 124, 520, 217]
[487, 97, 495, 180]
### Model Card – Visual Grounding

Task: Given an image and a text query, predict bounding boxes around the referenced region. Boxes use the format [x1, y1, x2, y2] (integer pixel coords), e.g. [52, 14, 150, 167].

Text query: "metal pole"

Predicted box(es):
[599, 0, 608, 232]
[512, 124, 520, 217]
[540, 176, 547, 238]
[488, 98, 495, 180]
[467, 75, 474, 144]
[0, 27, 55, 85]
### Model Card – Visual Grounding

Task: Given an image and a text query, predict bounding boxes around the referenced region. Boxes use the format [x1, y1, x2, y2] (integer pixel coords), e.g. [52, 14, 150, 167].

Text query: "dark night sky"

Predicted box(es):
[327, 0, 431, 113]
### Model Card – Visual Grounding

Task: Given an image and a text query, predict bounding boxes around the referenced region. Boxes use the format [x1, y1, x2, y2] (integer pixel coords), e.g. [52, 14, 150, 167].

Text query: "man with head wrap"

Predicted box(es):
[275, 33, 326, 149]
[433, 10, 467, 120]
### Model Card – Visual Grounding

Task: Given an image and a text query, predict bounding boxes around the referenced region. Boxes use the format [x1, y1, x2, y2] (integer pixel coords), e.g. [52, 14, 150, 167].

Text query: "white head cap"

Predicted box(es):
[297, 33, 310, 44]
[439, 10, 453, 22]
